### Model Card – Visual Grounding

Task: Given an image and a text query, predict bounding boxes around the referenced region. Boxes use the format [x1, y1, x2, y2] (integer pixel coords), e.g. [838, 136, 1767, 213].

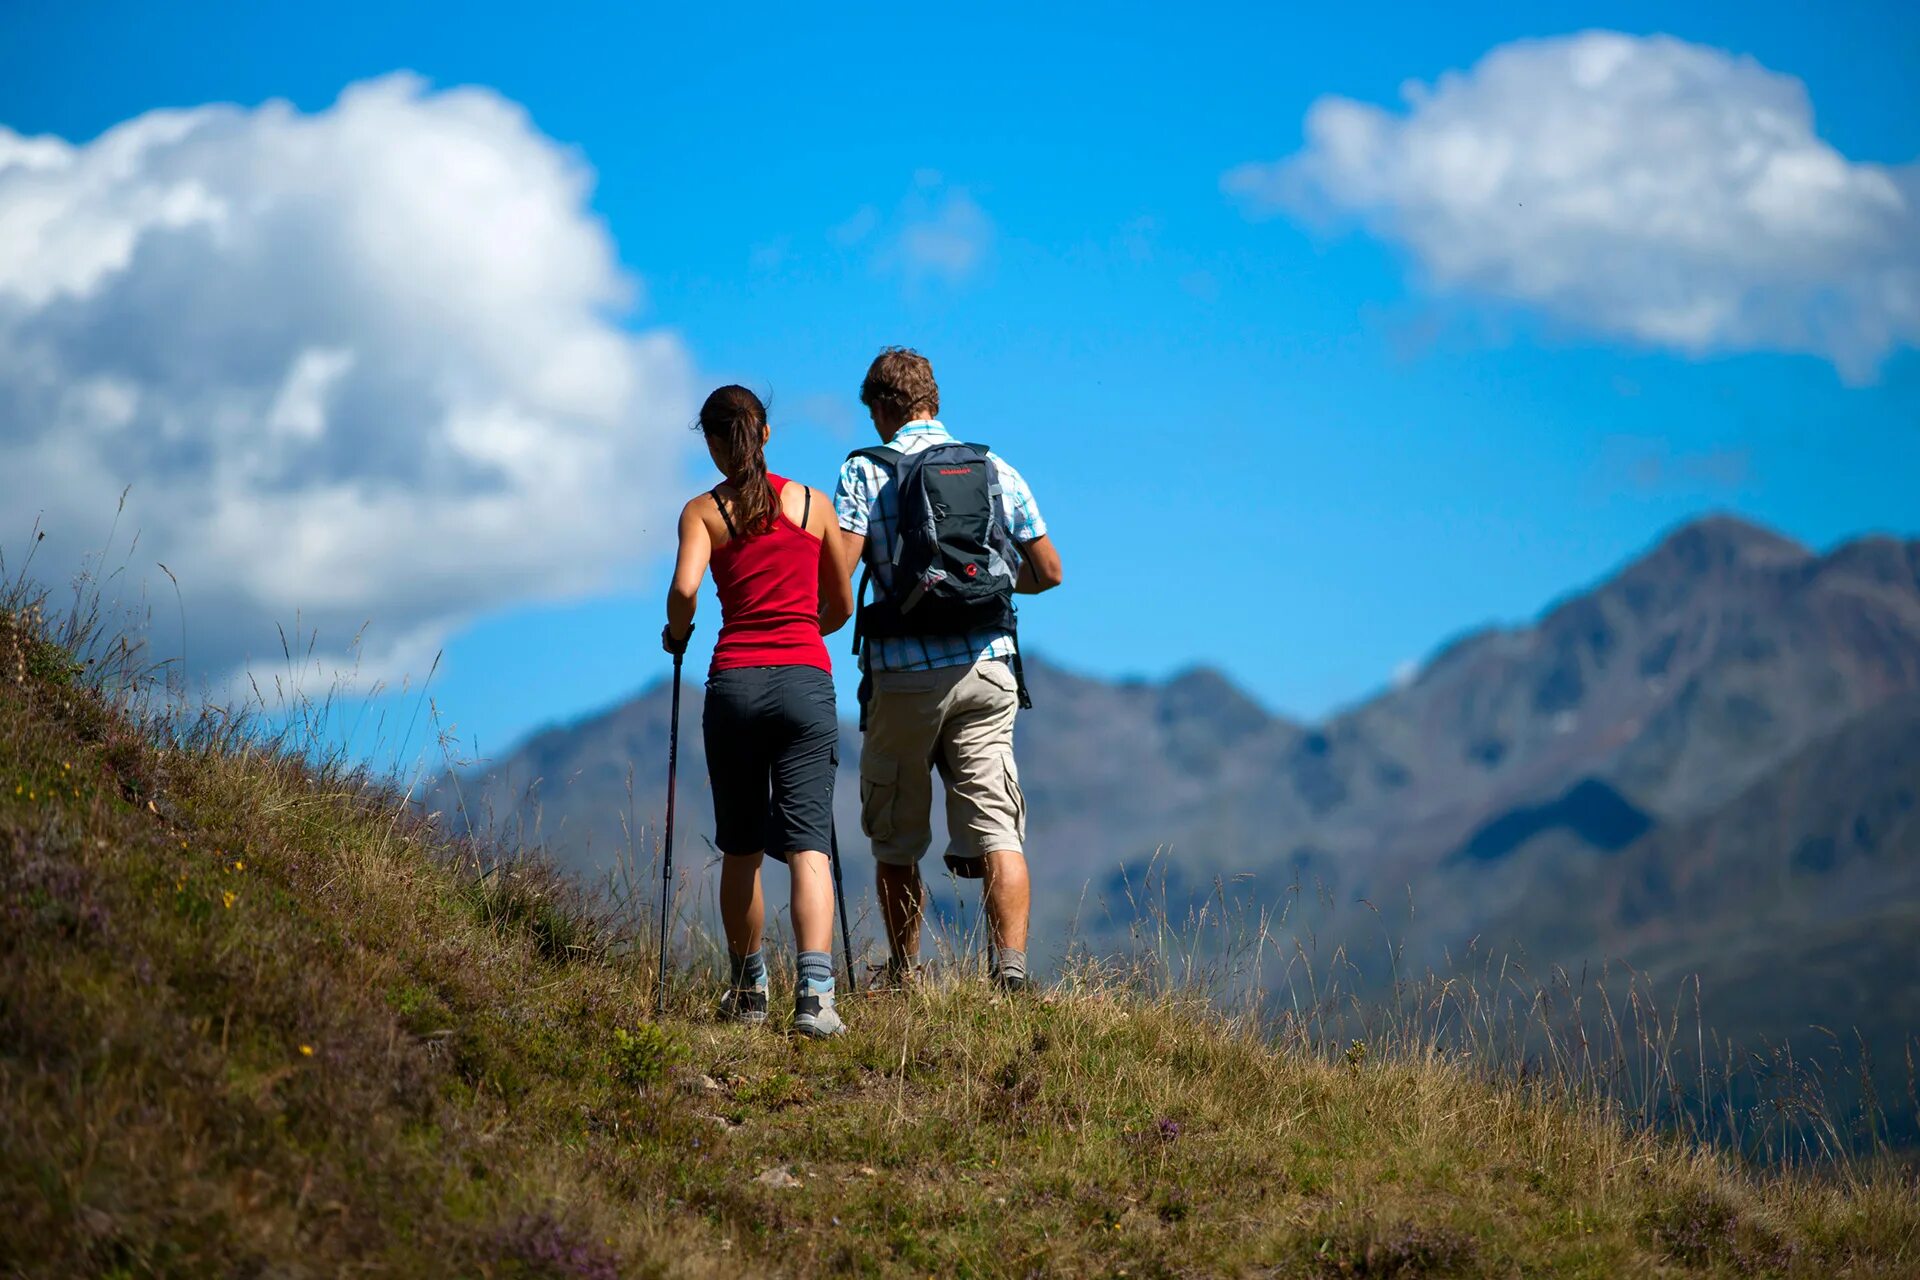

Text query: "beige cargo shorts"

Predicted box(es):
[859, 657, 1026, 868]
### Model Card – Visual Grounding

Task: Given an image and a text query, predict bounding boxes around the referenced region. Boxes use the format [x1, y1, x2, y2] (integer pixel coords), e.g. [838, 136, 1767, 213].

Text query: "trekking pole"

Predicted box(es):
[829, 819, 857, 994]
[654, 650, 684, 1017]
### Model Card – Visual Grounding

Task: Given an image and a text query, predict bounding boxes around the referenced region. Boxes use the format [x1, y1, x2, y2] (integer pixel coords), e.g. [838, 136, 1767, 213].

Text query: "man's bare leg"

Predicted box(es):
[982, 848, 1031, 987]
[981, 849, 1029, 951]
[876, 860, 924, 980]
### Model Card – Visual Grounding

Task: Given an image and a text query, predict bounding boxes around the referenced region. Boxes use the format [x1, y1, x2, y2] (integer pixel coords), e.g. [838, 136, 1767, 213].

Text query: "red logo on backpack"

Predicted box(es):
[965, 563, 979, 578]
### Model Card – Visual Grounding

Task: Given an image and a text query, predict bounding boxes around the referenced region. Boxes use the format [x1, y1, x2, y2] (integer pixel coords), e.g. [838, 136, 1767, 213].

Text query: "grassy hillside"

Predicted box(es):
[3, 605, 1917, 1278]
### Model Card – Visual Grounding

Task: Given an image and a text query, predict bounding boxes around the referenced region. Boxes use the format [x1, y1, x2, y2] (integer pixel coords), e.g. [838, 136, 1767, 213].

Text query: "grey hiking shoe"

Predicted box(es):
[718, 980, 769, 1025]
[992, 969, 1034, 995]
[792, 985, 845, 1038]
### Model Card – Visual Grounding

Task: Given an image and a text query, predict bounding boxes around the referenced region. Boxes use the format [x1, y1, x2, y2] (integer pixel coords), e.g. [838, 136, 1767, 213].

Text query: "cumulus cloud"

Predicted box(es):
[0, 74, 697, 684]
[1225, 31, 1920, 380]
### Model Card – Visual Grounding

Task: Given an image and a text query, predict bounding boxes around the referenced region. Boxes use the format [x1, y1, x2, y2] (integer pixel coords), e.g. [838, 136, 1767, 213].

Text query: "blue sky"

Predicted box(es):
[2, 1, 1917, 764]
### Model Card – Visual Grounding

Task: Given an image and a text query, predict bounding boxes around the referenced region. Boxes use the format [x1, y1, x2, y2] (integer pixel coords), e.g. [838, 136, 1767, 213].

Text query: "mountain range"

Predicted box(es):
[433, 514, 1920, 1128]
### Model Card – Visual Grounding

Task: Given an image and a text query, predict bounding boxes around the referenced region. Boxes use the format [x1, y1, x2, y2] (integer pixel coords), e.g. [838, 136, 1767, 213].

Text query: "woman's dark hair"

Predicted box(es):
[699, 385, 775, 534]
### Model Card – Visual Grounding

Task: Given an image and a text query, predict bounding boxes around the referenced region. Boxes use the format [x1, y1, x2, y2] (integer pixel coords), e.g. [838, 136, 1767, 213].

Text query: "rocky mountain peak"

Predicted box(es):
[1637, 512, 1811, 578]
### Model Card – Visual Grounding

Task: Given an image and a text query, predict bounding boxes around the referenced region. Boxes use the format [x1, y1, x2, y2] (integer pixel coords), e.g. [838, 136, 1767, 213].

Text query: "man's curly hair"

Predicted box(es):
[859, 346, 939, 424]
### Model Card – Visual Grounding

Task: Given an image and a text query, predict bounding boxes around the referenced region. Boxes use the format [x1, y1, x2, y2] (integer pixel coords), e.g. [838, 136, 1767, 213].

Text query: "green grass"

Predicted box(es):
[2, 605, 1917, 1277]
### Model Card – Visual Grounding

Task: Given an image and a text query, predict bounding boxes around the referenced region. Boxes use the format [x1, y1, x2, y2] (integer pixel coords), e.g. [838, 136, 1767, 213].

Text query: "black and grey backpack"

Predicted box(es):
[850, 440, 1032, 708]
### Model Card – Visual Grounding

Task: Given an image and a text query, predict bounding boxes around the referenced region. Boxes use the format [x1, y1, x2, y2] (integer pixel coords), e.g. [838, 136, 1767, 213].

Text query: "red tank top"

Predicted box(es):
[709, 475, 832, 675]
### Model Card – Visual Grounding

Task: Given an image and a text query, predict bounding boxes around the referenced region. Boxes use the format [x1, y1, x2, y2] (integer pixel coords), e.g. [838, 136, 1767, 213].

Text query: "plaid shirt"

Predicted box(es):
[834, 420, 1047, 673]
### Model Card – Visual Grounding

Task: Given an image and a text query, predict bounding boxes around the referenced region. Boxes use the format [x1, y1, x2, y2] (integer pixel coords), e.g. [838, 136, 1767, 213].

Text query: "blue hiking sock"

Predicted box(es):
[729, 949, 767, 989]
[796, 950, 835, 994]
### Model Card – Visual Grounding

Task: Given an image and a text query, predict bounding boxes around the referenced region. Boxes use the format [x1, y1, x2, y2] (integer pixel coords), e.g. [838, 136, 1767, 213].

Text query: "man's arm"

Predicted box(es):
[836, 530, 867, 589]
[814, 489, 855, 635]
[1014, 534, 1063, 594]
[987, 453, 1060, 595]
[831, 456, 871, 592]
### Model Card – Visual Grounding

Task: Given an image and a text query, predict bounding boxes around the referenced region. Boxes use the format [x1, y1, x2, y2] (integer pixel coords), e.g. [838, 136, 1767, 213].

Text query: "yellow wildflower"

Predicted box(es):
[299, 1044, 314, 1057]
[232, 860, 245, 872]
[222, 890, 237, 910]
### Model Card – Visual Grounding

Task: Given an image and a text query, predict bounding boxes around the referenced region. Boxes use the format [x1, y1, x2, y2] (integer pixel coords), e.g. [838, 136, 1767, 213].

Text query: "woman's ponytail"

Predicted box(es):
[699, 385, 775, 534]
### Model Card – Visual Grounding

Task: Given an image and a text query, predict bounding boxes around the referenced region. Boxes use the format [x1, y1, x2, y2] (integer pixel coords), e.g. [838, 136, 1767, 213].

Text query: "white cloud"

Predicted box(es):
[864, 171, 998, 285]
[1225, 31, 1920, 380]
[824, 176, 994, 292]
[829, 204, 879, 248]
[894, 187, 992, 285]
[0, 74, 697, 684]
[792, 391, 859, 441]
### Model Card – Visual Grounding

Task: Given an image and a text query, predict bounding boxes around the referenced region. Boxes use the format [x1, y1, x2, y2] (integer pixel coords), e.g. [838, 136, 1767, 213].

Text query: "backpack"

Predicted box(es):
[850, 440, 1032, 709]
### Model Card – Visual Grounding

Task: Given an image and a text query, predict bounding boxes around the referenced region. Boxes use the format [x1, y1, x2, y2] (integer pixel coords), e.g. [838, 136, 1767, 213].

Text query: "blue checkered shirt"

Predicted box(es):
[833, 420, 1047, 673]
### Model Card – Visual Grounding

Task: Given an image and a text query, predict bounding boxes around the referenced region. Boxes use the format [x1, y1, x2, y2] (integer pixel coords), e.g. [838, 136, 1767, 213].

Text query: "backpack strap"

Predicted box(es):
[967, 445, 997, 493]
[709, 486, 738, 540]
[848, 445, 904, 558]
[850, 565, 871, 654]
[846, 445, 903, 660]
[849, 444, 904, 469]
[800, 484, 811, 529]
[960, 444, 1032, 711]
[1008, 645, 1034, 711]
[968, 442, 1006, 523]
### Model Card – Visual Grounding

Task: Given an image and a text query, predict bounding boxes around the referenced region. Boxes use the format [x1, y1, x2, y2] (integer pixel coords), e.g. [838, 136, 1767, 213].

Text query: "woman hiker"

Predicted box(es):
[662, 385, 855, 1037]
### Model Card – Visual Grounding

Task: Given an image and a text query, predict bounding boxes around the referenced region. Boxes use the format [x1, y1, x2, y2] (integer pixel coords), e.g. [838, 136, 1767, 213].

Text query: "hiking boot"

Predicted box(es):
[718, 980, 769, 1025]
[992, 969, 1034, 995]
[868, 956, 927, 993]
[792, 986, 845, 1038]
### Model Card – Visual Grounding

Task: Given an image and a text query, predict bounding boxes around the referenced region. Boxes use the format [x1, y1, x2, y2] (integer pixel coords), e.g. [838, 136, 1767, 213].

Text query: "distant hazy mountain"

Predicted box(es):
[433, 514, 1920, 1112]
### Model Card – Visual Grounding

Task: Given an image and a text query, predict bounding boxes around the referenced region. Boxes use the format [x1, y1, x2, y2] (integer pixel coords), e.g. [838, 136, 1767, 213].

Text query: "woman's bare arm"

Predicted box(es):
[813, 487, 855, 635]
[663, 498, 712, 651]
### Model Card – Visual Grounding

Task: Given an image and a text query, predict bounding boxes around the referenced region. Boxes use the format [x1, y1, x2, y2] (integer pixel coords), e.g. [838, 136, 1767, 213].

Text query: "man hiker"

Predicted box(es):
[833, 347, 1064, 991]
